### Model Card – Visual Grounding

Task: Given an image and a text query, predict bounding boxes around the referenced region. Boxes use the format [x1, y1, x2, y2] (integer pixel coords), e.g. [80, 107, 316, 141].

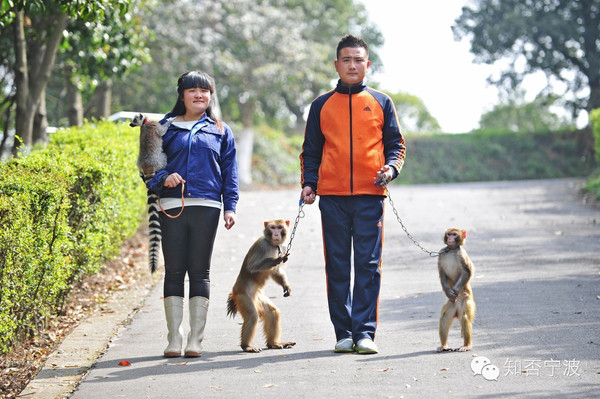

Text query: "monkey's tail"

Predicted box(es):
[226, 293, 237, 318]
[147, 189, 162, 274]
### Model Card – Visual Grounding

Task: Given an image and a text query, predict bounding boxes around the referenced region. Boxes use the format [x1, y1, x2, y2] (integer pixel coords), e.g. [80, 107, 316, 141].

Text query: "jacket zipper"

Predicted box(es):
[348, 85, 354, 195]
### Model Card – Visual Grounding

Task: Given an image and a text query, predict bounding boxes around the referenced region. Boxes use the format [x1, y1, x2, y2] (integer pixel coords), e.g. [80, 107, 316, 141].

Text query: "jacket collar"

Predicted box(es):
[335, 79, 366, 95]
[162, 113, 216, 131]
[160, 112, 215, 125]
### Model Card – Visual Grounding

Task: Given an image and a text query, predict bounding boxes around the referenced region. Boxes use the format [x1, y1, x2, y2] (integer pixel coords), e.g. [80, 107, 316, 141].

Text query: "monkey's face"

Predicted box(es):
[264, 219, 290, 246]
[444, 228, 466, 248]
[266, 224, 286, 245]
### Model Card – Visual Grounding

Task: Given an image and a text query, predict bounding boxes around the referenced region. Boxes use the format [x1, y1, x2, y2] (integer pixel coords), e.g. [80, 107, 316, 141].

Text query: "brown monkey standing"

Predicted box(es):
[227, 219, 296, 352]
[437, 228, 476, 352]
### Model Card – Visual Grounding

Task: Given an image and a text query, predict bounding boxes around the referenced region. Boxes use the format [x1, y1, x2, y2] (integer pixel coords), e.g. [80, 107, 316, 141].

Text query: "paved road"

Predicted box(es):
[22, 179, 600, 398]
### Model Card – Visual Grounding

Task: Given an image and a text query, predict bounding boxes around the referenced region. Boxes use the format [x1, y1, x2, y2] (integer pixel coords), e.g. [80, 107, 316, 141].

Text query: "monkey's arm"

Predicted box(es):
[271, 268, 291, 297]
[439, 268, 458, 301]
[247, 241, 287, 272]
[452, 258, 472, 294]
[250, 256, 286, 271]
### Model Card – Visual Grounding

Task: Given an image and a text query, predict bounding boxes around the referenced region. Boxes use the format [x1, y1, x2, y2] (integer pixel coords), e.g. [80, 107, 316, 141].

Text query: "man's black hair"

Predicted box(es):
[336, 34, 369, 60]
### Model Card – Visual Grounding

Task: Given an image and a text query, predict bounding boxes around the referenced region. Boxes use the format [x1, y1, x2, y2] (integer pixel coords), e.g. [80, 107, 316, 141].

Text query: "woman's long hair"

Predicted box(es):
[170, 70, 223, 130]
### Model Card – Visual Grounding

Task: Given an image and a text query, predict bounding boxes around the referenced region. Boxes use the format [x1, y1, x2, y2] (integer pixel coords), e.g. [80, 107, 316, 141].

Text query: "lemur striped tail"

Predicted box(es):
[144, 175, 162, 273]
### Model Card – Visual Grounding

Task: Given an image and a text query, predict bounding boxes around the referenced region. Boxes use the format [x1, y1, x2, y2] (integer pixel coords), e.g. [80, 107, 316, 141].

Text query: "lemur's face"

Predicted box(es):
[129, 113, 145, 127]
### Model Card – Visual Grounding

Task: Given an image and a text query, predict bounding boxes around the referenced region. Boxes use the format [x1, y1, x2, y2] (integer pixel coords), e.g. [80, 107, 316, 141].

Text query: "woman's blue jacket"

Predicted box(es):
[146, 113, 239, 213]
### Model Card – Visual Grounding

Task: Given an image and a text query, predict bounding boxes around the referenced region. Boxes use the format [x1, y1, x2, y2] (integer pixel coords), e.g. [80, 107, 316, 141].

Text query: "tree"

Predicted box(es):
[385, 91, 441, 133]
[0, 0, 129, 154]
[477, 92, 575, 133]
[214, 0, 382, 186]
[112, 0, 383, 187]
[51, 0, 151, 126]
[452, 0, 600, 120]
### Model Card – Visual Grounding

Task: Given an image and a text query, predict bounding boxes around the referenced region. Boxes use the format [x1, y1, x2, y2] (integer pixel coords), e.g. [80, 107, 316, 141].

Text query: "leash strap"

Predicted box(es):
[158, 182, 185, 219]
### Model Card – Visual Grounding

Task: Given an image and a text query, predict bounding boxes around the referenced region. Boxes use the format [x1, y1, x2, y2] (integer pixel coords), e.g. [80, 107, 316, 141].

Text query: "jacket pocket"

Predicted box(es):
[194, 131, 223, 156]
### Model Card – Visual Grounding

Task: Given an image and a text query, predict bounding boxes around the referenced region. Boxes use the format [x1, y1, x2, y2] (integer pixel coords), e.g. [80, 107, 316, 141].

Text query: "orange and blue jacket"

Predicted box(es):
[300, 80, 406, 196]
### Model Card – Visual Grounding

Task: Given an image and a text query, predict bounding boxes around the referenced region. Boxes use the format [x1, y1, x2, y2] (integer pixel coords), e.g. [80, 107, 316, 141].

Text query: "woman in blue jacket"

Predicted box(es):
[147, 70, 239, 358]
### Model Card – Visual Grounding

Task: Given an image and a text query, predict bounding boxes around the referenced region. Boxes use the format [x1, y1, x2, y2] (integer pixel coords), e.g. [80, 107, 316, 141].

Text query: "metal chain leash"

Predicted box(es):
[284, 199, 306, 257]
[383, 182, 447, 257]
[283, 184, 446, 258]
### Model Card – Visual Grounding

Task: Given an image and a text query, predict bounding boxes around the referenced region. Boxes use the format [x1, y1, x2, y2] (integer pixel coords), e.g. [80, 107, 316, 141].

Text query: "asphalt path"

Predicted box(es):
[21, 178, 600, 398]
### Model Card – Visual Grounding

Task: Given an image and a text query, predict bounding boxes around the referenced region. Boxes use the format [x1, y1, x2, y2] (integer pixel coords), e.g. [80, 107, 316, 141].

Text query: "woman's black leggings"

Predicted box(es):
[160, 206, 220, 298]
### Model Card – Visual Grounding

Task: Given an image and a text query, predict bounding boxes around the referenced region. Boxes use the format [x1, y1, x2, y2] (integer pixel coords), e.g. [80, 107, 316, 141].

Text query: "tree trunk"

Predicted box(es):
[66, 71, 83, 127]
[236, 101, 256, 189]
[212, 90, 222, 119]
[588, 85, 600, 114]
[12, 10, 33, 155]
[0, 102, 14, 161]
[32, 90, 48, 145]
[90, 79, 113, 119]
[12, 10, 68, 154]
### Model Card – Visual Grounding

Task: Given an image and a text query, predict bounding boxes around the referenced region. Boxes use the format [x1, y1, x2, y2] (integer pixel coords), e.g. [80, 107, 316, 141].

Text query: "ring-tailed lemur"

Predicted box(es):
[130, 113, 171, 273]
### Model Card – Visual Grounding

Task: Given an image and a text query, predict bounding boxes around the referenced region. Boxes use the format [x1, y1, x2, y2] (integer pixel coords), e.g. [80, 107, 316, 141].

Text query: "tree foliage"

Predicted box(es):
[0, 0, 130, 153]
[112, 0, 382, 128]
[477, 92, 575, 133]
[111, 0, 383, 186]
[453, 0, 600, 117]
[48, 0, 152, 125]
[385, 91, 441, 133]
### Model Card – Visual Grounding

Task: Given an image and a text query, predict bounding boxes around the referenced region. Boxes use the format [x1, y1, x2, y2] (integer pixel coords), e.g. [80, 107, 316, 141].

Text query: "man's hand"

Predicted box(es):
[301, 186, 316, 204]
[374, 165, 394, 186]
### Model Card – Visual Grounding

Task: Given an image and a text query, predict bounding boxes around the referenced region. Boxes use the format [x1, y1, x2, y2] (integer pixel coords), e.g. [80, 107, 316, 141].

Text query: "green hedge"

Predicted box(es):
[253, 124, 304, 186]
[0, 121, 146, 353]
[251, 127, 595, 186]
[584, 109, 600, 200]
[398, 129, 594, 184]
[591, 109, 600, 163]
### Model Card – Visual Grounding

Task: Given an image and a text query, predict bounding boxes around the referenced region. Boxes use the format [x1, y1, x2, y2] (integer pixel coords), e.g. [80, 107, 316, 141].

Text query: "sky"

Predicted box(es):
[358, 0, 547, 133]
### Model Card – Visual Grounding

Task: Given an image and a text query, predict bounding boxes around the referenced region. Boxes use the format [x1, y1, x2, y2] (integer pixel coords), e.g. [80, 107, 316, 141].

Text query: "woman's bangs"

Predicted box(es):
[181, 72, 212, 91]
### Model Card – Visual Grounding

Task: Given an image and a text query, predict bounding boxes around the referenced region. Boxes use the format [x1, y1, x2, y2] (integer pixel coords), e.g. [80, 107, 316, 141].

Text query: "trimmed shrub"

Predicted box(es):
[584, 109, 600, 200]
[591, 109, 600, 163]
[251, 127, 595, 187]
[398, 129, 594, 184]
[0, 121, 145, 352]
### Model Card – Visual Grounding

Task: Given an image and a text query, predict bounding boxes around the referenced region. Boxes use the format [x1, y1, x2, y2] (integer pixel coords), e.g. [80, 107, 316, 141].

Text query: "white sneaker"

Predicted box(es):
[355, 338, 378, 354]
[334, 338, 355, 353]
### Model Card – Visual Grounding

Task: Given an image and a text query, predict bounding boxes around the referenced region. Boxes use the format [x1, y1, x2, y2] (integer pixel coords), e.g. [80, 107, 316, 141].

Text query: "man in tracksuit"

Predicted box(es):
[300, 34, 406, 354]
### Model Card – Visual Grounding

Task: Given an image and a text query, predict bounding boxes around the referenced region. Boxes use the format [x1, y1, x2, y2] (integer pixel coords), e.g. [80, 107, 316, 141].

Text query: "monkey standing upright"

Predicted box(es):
[437, 228, 476, 352]
[227, 219, 296, 353]
[130, 113, 171, 273]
